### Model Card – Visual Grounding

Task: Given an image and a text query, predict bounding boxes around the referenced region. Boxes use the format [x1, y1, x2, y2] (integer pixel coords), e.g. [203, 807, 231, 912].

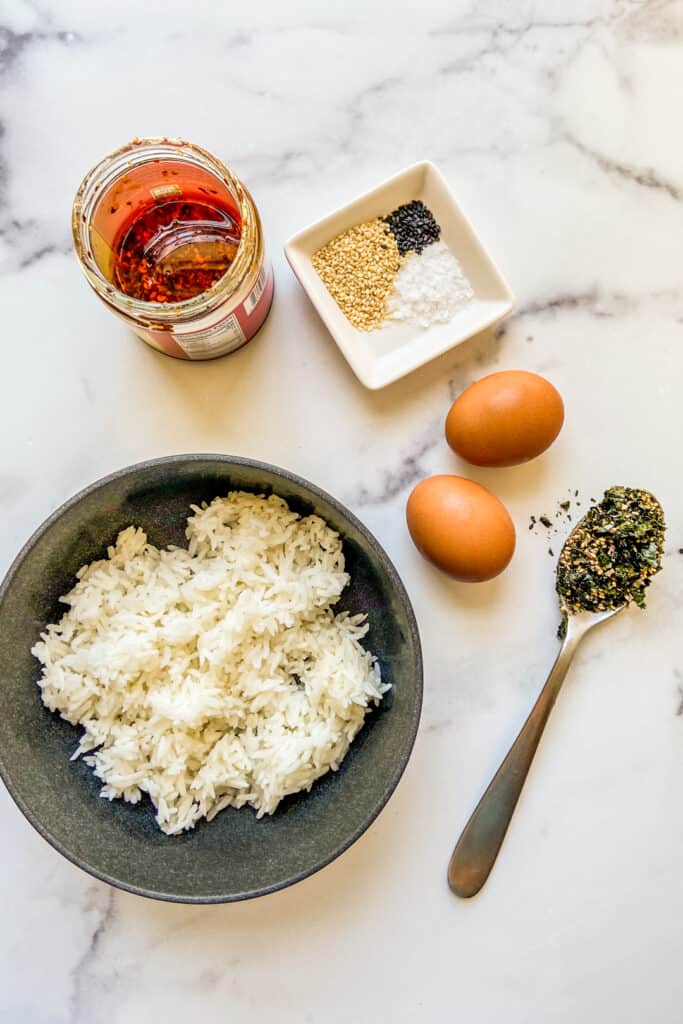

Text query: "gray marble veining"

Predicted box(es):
[0, 1, 682, 1022]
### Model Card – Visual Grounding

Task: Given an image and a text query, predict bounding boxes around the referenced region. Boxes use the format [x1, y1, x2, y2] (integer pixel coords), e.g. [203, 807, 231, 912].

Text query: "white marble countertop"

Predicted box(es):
[1, 1, 682, 1021]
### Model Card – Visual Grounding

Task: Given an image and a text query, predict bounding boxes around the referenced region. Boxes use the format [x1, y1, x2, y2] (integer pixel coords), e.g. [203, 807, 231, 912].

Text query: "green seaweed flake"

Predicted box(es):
[556, 486, 665, 614]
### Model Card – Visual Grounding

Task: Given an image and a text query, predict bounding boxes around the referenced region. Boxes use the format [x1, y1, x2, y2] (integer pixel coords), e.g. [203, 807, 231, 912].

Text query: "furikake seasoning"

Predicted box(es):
[556, 486, 665, 614]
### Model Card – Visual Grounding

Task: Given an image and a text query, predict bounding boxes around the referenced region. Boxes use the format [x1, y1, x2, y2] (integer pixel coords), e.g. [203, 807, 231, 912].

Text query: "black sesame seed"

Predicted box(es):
[384, 200, 441, 256]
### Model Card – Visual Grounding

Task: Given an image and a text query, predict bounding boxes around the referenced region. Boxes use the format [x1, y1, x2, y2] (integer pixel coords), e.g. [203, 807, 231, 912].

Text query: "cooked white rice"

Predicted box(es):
[32, 492, 387, 835]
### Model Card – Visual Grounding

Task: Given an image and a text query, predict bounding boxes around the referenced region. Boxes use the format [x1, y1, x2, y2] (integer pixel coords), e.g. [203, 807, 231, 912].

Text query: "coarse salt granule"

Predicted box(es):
[386, 241, 474, 328]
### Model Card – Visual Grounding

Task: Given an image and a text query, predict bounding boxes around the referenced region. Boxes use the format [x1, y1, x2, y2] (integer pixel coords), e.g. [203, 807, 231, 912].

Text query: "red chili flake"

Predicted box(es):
[113, 197, 241, 303]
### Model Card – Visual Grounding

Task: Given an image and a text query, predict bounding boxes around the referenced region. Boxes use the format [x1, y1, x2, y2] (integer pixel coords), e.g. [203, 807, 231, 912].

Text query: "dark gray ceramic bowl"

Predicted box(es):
[0, 455, 422, 903]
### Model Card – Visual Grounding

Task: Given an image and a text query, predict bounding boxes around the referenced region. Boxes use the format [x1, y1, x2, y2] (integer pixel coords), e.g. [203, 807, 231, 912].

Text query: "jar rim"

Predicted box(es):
[71, 138, 257, 325]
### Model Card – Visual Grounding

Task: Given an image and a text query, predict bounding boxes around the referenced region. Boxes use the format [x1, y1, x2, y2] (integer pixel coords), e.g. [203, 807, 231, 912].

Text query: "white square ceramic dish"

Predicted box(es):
[284, 161, 514, 390]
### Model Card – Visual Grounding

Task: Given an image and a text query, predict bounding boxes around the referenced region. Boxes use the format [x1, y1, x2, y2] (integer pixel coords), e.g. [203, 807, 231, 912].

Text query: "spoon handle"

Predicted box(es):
[447, 623, 582, 898]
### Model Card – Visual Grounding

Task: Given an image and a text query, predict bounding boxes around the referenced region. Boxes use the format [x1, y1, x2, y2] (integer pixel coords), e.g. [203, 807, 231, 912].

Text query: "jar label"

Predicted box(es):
[232, 262, 274, 341]
[133, 259, 274, 360]
[244, 264, 268, 315]
[174, 314, 246, 358]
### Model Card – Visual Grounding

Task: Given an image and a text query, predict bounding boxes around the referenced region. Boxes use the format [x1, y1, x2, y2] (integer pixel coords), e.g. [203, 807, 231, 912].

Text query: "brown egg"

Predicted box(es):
[406, 475, 516, 581]
[445, 370, 564, 467]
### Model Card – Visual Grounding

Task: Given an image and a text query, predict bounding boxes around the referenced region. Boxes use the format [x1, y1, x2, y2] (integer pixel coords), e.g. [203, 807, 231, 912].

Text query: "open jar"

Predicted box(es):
[72, 138, 274, 360]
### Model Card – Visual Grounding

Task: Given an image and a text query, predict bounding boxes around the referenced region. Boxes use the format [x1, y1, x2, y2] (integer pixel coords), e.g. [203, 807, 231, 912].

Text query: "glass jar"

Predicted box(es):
[72, 138, 274, 360]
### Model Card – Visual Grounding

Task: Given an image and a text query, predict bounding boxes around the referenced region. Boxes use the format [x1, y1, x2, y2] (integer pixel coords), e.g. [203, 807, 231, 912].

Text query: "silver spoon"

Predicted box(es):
[447, 603, 623, 898]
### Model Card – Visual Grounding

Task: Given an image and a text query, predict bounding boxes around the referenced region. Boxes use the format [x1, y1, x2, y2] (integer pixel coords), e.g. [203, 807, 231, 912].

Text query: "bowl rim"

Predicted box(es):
[0, 453, 423, 903]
